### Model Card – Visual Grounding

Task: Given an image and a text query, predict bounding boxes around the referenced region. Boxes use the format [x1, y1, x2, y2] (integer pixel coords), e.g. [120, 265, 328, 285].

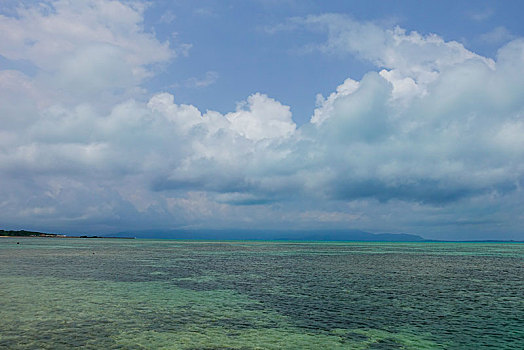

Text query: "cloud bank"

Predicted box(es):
[1, 4, 523, 239]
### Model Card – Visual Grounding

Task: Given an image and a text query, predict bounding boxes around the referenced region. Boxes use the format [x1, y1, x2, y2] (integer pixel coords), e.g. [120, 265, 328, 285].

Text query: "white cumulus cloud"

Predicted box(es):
[0, 3, 523, 239]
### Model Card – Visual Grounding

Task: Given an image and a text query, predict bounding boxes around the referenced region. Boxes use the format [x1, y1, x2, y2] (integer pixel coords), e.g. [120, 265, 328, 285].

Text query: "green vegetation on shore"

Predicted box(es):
[0, 230, 59, 237]
[0, 229, 134, 239]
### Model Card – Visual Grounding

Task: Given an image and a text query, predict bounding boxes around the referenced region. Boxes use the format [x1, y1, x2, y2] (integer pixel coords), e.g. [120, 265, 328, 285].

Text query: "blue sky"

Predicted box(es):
[142, 0, 524, 124]
[1, 0, 523, 240]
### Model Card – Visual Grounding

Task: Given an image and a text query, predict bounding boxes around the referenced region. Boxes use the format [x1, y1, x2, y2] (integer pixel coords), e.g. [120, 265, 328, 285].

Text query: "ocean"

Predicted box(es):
[0, 238, 522, 349]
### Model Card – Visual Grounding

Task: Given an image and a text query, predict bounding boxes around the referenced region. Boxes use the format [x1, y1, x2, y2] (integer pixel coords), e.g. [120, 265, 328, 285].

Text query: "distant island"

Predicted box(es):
[0, 229, 133, 239]
[3, 228, 521, 242]
[111, 229, 428, 242]
[109, 229, 523, 242]
[0, 229, 64, 237]
[1, 228, 425, 241]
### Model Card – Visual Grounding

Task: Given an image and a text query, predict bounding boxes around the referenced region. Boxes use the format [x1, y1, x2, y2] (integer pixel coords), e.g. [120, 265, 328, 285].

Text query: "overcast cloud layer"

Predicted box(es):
[1, 1, 523, 239]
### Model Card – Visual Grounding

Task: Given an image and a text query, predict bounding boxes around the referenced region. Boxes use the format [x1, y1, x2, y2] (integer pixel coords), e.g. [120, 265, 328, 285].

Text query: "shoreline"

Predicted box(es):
[0, 235, 134, 239]
[1, 235, 521, 243]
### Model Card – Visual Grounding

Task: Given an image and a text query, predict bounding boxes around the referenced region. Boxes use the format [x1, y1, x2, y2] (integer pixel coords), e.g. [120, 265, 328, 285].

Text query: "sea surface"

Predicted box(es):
[0, 238, 522, 349]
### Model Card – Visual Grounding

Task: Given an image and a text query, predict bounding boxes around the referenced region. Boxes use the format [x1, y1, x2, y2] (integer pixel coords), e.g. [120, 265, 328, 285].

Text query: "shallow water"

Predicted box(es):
[0, 238, 522, 349]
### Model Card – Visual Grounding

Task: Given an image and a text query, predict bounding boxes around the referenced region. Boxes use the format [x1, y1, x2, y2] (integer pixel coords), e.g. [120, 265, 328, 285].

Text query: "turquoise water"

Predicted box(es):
[0, 238, 522, 349]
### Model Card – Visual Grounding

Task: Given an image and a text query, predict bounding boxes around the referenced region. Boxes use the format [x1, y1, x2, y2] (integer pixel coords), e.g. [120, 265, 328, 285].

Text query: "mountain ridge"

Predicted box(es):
[110, 229, 427, 241]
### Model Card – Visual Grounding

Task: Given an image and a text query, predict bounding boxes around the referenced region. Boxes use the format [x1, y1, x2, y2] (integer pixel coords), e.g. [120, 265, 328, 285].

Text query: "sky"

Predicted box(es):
[1, 0, 524, 240]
